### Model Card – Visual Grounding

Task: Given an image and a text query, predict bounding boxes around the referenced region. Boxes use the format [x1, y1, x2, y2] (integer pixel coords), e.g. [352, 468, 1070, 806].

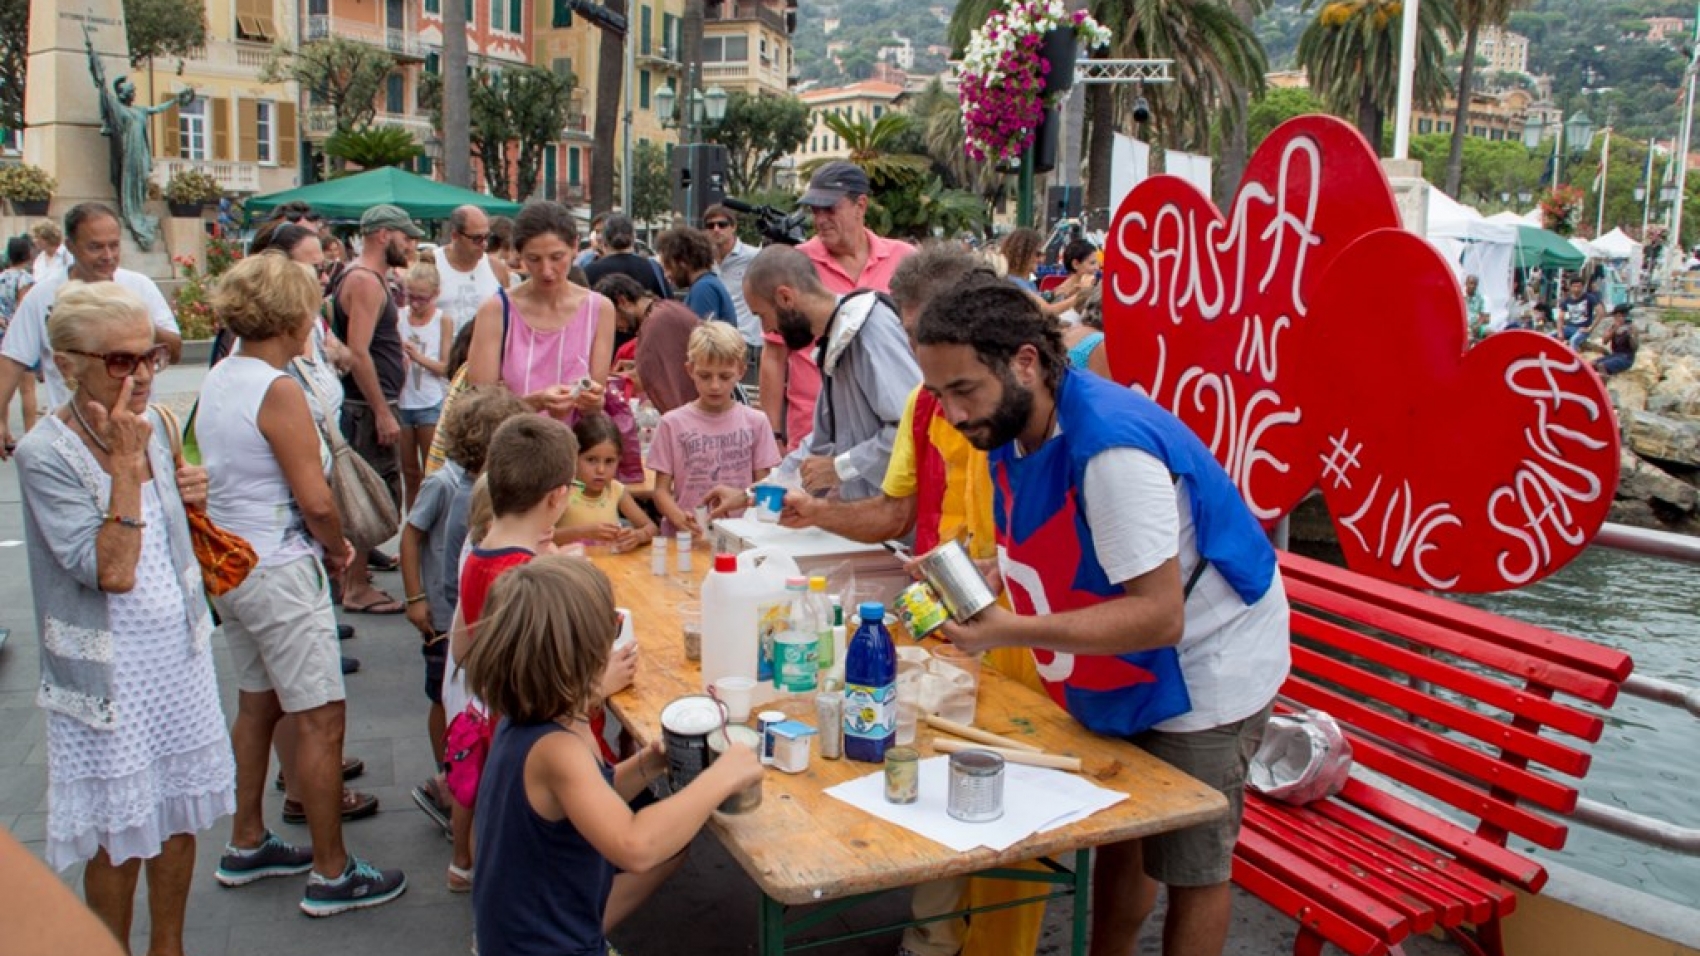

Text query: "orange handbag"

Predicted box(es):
[153, 404, 257, 597]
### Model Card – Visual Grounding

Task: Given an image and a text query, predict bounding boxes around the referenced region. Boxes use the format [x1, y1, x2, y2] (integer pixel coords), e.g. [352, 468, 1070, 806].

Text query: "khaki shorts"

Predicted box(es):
[215, 555, 346, 713]
[1127, 701, 1273, 887]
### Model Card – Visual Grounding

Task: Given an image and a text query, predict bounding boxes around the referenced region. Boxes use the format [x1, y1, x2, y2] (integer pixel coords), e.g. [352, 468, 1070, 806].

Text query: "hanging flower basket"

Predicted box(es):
[959, 0, 1111, 166]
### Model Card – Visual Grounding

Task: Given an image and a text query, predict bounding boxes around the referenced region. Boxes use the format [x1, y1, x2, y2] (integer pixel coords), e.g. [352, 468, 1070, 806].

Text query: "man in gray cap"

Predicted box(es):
[332, 203, 422, 614]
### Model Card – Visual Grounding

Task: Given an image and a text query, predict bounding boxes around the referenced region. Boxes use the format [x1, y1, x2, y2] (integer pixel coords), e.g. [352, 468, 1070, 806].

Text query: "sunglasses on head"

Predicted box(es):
[68, 344, 170, 379]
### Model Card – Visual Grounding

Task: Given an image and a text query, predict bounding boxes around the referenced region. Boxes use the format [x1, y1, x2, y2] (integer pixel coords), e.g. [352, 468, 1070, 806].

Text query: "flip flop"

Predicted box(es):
[344, 594, 405, 615]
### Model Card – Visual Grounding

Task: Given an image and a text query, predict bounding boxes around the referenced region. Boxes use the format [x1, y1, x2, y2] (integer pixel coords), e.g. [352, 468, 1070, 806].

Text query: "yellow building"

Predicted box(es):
[702, 0, 798, 98]
[146, 0, 303, 197]
[1413, 87, 1535, 142]
[793, 80, 905, 164]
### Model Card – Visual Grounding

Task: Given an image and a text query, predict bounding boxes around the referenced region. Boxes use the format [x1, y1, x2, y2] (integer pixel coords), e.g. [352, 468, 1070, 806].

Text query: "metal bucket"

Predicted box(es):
[914, 540, 996, 623]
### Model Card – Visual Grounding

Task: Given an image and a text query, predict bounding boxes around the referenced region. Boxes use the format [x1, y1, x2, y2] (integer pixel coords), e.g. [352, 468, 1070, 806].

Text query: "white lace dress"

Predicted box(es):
[44, 475, 236, 871]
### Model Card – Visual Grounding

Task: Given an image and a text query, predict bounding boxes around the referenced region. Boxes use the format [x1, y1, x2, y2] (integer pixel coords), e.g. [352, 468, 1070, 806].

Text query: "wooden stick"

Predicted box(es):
[924, 714, 1044, 753]
[933, 736, 1084, 773]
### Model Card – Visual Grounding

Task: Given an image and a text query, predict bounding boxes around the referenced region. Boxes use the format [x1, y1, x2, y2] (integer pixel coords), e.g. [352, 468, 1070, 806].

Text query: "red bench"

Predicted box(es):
[1233, 552, 1633, 956]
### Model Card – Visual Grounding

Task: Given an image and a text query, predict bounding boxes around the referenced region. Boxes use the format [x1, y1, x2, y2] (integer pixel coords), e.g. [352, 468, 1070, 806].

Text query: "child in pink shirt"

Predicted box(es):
[650, 323, 781, 535]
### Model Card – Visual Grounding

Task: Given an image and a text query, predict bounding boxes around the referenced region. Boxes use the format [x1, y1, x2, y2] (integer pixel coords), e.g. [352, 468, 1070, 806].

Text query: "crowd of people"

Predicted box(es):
[2, 158, 1292, 956]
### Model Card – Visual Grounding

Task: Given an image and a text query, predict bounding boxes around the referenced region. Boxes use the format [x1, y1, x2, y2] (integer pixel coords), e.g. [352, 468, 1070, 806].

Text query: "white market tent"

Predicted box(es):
[1425, 188, 1518, 325]
[1593, 227, 1645, 280]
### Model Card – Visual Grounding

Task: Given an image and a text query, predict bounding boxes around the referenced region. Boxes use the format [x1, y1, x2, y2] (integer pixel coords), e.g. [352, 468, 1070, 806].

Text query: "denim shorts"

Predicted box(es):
[398, 401, 443, 428]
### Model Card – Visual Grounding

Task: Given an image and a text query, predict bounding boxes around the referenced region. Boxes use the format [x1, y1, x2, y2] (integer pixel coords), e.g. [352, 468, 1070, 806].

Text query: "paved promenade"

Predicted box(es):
[0, 365, 1456, 956]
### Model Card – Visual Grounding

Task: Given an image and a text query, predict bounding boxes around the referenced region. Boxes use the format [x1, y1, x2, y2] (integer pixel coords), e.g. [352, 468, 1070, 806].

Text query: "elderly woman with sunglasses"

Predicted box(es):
[11, 281, 235, 953]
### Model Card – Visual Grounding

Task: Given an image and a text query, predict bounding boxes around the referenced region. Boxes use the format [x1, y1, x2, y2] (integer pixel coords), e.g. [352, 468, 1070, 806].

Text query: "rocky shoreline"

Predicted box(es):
[1601, 313, 1700, 536]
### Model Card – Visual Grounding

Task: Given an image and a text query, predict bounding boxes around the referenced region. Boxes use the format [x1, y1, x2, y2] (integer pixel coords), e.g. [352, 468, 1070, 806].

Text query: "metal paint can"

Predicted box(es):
[884, 746, 919, 804]
[661, 695, 724, 793]
[707, 724, 764, 813]
[816, 691, 844, 760]
[914, 540, 997, 623]
[947, 749, 1005, 822]
[894, 581, 950, 638]
[757, 710, 787, 766]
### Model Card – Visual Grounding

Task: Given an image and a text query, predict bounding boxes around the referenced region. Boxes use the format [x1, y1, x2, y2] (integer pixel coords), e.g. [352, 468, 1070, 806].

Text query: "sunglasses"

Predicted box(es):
[68, 344, 170, 379]
[460, 229, 491, 244]
[704, 221, 734, 230]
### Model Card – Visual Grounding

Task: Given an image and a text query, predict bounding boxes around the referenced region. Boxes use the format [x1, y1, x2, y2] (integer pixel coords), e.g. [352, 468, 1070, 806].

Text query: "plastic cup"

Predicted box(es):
[679, 601, 703, 662]
[751, 484, 786, 523]
[930, 644, 982, 725]
[894, 695, 921, 746]
[712, 675, 755, 723]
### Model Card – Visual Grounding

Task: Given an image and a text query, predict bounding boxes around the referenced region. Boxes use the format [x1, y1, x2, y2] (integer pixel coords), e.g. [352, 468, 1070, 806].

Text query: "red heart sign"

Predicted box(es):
[1299, 230, 1620, 592]
[1102, 114, 1621, 592]
[1102, 117, 1402, 524]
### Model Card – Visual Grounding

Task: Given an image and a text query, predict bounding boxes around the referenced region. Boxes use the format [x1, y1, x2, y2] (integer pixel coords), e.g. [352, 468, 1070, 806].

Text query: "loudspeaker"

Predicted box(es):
[1047, 185, 1083, 221]
[670, 143, 730, 227]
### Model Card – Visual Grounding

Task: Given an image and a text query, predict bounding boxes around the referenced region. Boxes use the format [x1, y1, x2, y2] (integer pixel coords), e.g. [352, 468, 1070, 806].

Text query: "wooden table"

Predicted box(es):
[595, 549, 1228, 956]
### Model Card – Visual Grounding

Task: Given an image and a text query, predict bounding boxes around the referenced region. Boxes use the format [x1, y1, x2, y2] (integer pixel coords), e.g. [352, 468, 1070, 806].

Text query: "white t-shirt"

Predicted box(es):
[2, 268, 180, 410]
[32, 247, 71, 284]
[399, 307, 451, 410]
[433, 246, 503, 334]
[1077, 445, 1291, 733]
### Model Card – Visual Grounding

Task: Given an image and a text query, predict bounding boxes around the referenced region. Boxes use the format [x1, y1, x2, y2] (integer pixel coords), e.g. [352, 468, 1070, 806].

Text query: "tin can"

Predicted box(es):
[914, 540, 997, 623]
[660, 695, 724, 793]
[884, 746, 919, 804]
[894, 581, 950, 638]
[707, 725, 763, 814]
[757, 710, 787, 766]
[816, 691, 844, 760]
[947, 749, 1005, 822]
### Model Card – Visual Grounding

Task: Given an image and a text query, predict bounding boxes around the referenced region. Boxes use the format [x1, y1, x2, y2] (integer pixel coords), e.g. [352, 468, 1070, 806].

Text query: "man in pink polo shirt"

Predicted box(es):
[760, 161, 915, 451]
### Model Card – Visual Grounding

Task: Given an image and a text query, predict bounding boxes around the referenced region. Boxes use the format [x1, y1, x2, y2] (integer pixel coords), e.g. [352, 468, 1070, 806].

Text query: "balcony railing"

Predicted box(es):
[152, 158, 262, 195]
[305, 108, 433, 140]
[305, 15, 425, 61]
[702, 61, 792, 89]
[707, 3, 791, 34]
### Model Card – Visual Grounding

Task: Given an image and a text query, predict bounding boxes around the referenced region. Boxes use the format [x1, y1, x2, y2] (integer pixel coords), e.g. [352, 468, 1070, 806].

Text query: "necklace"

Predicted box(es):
[1018, 399, 1059, 456]
[68, 397, 112, 455]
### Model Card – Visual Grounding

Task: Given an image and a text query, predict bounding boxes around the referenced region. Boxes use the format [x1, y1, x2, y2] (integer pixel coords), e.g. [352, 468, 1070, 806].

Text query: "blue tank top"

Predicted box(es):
[473, 720, 616, 956]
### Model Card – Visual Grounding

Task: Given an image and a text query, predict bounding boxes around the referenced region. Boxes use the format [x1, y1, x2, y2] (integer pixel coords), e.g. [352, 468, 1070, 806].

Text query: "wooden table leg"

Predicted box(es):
[1070, 848, 1092, 956]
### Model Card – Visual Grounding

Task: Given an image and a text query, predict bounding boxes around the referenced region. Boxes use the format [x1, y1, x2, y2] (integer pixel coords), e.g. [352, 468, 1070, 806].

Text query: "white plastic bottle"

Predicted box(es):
[699, 548, 795, 706]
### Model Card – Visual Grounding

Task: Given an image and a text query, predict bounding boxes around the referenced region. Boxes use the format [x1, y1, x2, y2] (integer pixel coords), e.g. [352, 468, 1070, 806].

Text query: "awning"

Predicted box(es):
[246, 167, 523, 221]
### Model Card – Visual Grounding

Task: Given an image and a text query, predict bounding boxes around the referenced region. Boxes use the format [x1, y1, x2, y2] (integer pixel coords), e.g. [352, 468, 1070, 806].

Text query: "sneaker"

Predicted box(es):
[216, 831, 314, 887]
[300, 857, 407, 917]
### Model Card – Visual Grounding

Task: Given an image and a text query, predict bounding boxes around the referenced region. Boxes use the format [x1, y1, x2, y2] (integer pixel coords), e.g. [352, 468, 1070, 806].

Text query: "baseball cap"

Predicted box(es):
[799, 161, 871, 208]
[1611, 302, 1632, 316]
[360, 203, 425, 238]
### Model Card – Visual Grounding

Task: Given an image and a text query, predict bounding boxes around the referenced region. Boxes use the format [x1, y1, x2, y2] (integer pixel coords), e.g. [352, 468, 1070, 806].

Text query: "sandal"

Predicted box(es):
[447, 863, 474, 894]
[344, 592, 405, 615]
[281, 788, 379, 825]
[275, 756, 365, 792]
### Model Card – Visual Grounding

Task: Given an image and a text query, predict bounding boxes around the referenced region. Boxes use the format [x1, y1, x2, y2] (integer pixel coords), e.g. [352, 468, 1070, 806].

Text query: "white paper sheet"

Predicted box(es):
[824, 756, 1127, 852]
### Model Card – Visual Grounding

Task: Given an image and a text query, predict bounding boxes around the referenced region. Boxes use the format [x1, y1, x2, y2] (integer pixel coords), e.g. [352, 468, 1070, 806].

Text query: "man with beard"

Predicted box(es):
[914, 276, 1290, 956]
[331, 204, 422, 615]
[740, 245, 917, 503]
[0, 204, 182, 456]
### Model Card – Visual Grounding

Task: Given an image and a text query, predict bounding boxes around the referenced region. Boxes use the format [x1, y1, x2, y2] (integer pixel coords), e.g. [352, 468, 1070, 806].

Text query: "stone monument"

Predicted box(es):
[22, 0, 175, 275]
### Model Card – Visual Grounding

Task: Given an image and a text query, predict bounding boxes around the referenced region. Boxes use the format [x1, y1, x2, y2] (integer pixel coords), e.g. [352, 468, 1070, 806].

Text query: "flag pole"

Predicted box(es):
[1643, 139, 1659, 241]
[1393, 0, 1421, 160]
[1596, 129, 1611, 236]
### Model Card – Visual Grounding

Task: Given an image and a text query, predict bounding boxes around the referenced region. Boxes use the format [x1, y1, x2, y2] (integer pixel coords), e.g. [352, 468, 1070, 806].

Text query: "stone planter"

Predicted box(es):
[9, 199, 50, 216]
[1041, 27, 1078, 98]
[168, 202, 206, 218]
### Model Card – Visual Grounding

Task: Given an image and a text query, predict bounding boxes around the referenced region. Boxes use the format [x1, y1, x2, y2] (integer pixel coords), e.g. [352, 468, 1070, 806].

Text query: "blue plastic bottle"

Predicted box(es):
[843, 601, 897, 763]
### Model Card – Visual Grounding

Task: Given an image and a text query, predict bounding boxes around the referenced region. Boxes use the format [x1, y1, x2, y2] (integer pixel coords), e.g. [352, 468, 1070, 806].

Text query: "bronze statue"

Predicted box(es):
[84, 23, 194, 250]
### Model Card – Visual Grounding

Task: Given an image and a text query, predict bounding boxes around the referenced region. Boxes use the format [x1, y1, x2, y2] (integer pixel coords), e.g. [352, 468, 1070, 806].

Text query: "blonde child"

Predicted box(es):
[556, 413, 658, 549]
[400, 261, 454, 509]
[464, 557, 761, 956]
[649, 322, 780, 535]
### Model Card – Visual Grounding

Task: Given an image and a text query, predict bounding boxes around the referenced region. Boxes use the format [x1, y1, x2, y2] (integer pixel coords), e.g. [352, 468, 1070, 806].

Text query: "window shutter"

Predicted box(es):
[159, 105, 181, 158]
[237, 98, 259, 162]
[553, 0, 572, 27]
[510, 0, 523, 33]
[466, 0, 475, 25]
[278, 102, 297, 166]
[212, 97, 231, 160]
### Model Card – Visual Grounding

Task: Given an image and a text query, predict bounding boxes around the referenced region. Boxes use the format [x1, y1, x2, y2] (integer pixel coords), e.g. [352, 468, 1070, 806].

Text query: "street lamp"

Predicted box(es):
[656, 75, 729, 226]
[1566, 112, 1594, 156]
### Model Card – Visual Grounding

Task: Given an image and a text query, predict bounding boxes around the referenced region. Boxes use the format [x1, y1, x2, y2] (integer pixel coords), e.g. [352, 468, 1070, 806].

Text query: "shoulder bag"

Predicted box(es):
[290, 359, 401, 550]
[151, 403, 258, 597]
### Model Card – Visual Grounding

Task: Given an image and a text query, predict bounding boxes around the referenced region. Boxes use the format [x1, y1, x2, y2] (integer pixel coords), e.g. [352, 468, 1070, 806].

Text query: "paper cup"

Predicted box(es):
[712, 675, 756, 723]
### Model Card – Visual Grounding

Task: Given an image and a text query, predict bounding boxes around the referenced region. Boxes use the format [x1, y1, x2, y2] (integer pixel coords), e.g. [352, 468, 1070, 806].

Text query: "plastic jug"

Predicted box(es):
[700, 547, 800, 706]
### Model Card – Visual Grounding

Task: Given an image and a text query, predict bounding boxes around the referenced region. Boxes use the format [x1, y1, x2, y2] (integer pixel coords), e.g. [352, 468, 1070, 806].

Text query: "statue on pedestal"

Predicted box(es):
[83, 24, 193, 250]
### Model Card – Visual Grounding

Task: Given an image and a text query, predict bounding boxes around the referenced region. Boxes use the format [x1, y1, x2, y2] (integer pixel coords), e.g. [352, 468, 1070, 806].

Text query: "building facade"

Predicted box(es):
[146, 0, 303, 197]
[702, 0, 798, 98]
[1474, 27, 1529, 76]
[1412, 87, 1536, 142]
[792, 80, 904, 164]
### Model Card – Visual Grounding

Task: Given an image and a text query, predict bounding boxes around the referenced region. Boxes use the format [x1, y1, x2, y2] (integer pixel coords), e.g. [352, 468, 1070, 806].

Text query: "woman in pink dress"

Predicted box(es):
[464, 202, 616, 422]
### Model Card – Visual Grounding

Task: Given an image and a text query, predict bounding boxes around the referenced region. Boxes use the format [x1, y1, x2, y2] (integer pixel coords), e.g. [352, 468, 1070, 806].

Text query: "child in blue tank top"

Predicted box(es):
[462, 555, 762, 956]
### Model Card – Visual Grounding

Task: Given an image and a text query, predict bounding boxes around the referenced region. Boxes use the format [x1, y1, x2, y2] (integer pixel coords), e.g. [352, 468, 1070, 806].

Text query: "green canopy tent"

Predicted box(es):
[1514, 225, 1587, 271]
[245, 167, 523, 221]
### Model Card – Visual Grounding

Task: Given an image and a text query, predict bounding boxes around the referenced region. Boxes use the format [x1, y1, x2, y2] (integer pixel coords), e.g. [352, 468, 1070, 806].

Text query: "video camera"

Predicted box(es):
[722, 197, 809, 247]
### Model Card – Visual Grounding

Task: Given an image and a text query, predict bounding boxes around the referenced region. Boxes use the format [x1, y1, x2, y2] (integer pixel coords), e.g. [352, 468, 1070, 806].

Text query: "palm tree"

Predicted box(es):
[814, 111, 984, 238]
[1445, 0, 1528, 196]
[907, 78, 989, 192]
[591, 0, 627, 213]
[810, 111, 932, 187]
[442, 0, 470, 187]
[1218, 0, 1271, 205]
[1297, 0, 1459, 154]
